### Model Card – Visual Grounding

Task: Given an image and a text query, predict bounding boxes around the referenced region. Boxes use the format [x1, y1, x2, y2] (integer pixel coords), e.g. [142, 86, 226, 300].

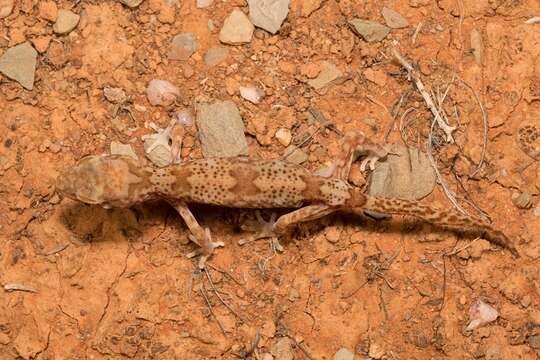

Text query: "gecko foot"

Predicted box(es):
[239, 211, 284, 252]
[187, 227, 225, 269]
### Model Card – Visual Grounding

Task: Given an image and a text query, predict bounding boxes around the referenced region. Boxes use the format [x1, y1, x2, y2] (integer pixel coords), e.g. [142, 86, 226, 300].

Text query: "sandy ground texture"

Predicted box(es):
[1, 0, 540, 359]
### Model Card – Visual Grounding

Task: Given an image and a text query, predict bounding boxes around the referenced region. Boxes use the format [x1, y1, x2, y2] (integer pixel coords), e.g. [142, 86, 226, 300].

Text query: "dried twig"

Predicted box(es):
[199, 284, 226, 335]
[427, 117, 468, 215]
[392, 48, 456, 142]
[4, 283, 37, 293]
[412, 22, 423, 44]
[204, 267, 246, 323]
[454, 76, 488, 176]
[307, 107, 343, 136]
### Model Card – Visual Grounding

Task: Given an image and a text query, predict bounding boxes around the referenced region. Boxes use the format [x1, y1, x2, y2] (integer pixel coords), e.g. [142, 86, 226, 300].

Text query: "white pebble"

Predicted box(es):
[146, 79, 180, 106]
[239, 85, 264, 104]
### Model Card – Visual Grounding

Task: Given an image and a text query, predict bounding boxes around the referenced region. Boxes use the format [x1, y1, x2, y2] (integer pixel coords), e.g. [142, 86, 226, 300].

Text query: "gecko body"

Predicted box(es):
[57, 143, 517, 266]
[56, 155, 362, 209]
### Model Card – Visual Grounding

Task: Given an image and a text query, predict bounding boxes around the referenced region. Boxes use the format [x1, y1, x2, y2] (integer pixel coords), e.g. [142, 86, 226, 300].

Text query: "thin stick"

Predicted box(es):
[204, 267, 246, 323]
[427, 117, 468, 215]
[199, 284, 226, 335]
[455, 76, 488, 176]
[392, 48, 456, 142]
[412, 22, 423, 44]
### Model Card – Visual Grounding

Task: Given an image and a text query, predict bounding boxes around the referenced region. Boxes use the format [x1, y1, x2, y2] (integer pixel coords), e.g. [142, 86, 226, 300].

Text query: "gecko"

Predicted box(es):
[56, 131, 518, 267]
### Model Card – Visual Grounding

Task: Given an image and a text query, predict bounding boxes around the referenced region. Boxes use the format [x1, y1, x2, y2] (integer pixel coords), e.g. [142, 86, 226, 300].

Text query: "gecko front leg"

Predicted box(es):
[168, 199, 224, 268]
[315, 130, 388, 180]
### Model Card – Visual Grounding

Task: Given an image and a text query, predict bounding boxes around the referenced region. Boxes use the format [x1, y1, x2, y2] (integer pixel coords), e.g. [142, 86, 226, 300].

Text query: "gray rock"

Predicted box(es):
[219, 8, 254, 44]
[204, 47, 229, 66]
[110, 142, 138, 160]
[0, 42, 37, 90]
[196, 0, 213, 8]
[118, 0, 144, 7]
[368, 143, 436, 200]
[333, 348, 354, 360]
[0, 0, 14, 19]
[248, 0, 290, 34]
[528, 335, 540, 349]
[196, 100, 248, 157]
[53, 9, 80, 34]
[168, 32, 198, 61]
[381, 7, 408, 29]
[270, 337, 294, 360]
[349, 18, 390, 42]
[283, 145, 308, 164]
[307, 61, 343, 90]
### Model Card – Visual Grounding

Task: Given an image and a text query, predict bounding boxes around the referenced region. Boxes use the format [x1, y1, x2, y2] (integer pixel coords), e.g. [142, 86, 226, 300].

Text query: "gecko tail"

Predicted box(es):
[358, 195, 519, 257]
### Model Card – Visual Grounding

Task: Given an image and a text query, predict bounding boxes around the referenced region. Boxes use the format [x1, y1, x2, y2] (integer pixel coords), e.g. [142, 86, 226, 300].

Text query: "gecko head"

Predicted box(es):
[56, 155, 145, 208]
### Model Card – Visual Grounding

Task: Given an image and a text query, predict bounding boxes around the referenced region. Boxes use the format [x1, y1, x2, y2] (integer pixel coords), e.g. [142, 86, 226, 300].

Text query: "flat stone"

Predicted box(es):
[0, 42, 37, 90]
[0, 0, 14, 19]
[196, 0, 213, 8]
[333, 348, 354, 360]
[349, 18, 390, 42]
[307, 61, 343, 90]
[528, 335, 540, 349]
[53, 9, 80, 34]
[381, 7, 408, 29]
[248, 0, 290, 34]
[168, 32, 198, 60]
[283, 145, 308, 164]
[196, 100, 248, 157]
[219, 8, 254, 44]
[110, 142, 138, 160]
[368, 143, 436, 200]
[204, 47, 229, 66]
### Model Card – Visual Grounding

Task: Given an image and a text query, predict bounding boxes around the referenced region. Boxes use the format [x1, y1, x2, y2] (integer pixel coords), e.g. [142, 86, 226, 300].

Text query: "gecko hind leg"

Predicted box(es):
[239, 205, 338, 251]
[239, 211, 284, 251]
[168, 200, 224, 268]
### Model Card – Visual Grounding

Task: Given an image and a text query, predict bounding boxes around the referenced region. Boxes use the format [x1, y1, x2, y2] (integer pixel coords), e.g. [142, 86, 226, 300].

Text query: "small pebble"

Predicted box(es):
[219, 8, 254, 45]
[381, 7, 408, 28]
[118, 0, 144, 8]
[284, 146, 308, 164]
[0, 0, 14, 19]
[333, 347, 354, 360]
[53, 9, 80, 34]
[146, 79, 180, 106]
[197, 0, 213, 8]
[239, 86, 264, 104]
[168, 32, 198, 61]
[0, 42, 37, 90]
[204, 47, 229, 66]
[248, 0, 289, 34]
[274, 128, 291, 146]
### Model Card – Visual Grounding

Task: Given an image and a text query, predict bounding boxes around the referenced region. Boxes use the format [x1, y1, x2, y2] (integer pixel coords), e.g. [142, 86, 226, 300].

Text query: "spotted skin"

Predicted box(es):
[56, 132, 517, 264]
[517, 124, 540, 160]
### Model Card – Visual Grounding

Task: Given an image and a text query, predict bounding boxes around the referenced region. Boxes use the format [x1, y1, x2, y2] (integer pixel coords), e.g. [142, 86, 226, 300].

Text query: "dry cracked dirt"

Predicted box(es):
[0, 0, 539, 359]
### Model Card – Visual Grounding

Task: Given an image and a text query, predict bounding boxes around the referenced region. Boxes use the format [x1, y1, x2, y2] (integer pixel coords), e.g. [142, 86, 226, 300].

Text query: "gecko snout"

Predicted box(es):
[55, 155, 112, 205]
